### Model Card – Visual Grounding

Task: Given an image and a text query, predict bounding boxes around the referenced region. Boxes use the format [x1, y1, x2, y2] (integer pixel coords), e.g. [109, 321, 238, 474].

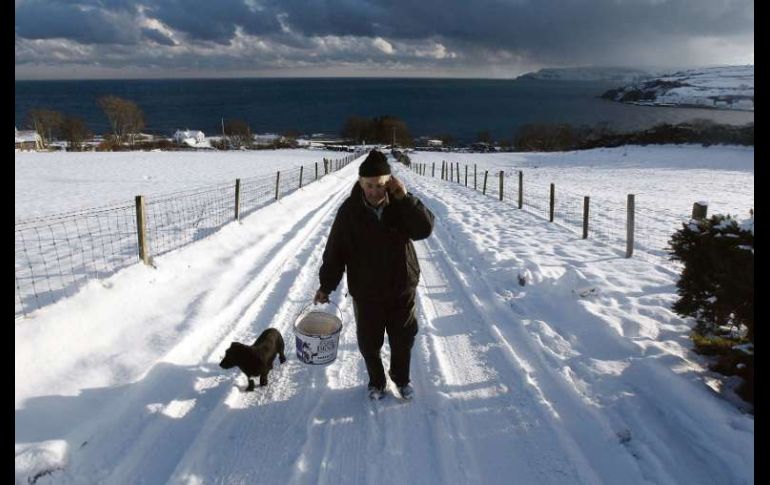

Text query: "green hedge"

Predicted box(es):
[668, 212, 754, 406]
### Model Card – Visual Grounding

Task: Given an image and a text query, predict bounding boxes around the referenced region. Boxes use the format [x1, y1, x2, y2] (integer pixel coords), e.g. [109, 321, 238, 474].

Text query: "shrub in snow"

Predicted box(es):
[668, 212, 754, 343]
[668, 211, 754, 407]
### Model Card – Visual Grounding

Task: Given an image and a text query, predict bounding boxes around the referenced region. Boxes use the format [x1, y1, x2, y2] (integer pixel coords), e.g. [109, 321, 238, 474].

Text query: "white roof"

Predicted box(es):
[15, 130, 40, 143]
[174, 129, 205, 137]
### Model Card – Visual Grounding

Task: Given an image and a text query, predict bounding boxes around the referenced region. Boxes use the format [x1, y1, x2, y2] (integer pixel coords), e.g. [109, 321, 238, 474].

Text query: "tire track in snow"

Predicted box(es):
[412, 234, 593, 484]
[402, 166, 750, 485]
[165, 167, 368, 483]
[57, 162, 365, 484]
[399, 166, 647, 484]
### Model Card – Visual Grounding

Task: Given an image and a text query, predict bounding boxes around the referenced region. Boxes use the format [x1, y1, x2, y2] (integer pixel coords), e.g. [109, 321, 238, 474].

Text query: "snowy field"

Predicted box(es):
[15, 148, 360, 318]
[15, 146, 754, 484]
[16, 145, 754, 237]
[408, 145, 753, 259]
[15, 148, 346, 220]
[410, 145, 753, 210]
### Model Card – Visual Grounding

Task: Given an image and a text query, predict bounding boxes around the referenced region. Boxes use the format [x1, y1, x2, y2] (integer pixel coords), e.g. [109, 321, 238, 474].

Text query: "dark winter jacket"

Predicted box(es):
[319, 182, 434, 301]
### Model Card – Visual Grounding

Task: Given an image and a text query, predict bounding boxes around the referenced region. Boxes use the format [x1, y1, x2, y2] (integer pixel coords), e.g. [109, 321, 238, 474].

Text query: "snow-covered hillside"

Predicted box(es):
[601, 65, 754, 111]
[15, 147, 754, 484]
[518, 66, 655, 83]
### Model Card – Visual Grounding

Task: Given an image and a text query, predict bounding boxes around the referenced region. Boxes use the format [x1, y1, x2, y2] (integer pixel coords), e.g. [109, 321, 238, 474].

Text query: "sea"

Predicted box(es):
[15, 78, 754, 144]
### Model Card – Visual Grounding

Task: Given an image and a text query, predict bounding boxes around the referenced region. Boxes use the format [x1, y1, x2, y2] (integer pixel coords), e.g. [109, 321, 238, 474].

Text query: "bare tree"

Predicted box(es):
[223, 119, 252, 149]
[376, 116, 412, 147]
[340, 115, 413, 146]
[60, 116, 90, 151]
[25, 109, 63, 148]
[97, 95, 145, 147]
[341, 116, 371, 143]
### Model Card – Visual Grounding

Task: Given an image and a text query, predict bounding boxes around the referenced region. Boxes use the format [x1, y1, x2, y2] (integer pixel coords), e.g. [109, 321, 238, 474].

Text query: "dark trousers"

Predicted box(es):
[353, 292, 418, 389]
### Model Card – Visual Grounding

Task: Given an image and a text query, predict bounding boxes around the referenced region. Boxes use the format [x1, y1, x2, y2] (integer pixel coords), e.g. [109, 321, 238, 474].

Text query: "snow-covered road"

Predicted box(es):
[15, 154, 753, 484]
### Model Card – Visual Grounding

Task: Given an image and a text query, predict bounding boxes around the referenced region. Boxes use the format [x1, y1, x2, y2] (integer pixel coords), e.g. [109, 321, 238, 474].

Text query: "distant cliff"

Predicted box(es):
[517, 66, 654, 83]
[600, 65, 753, 111]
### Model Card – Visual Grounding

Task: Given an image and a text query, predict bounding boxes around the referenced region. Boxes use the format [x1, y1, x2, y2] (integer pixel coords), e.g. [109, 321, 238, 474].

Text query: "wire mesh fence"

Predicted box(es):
[15, 151, 363, 319]
[409, 160, 732, 262]
[145, 182, 235, 258]
[15, 203, 138, 318]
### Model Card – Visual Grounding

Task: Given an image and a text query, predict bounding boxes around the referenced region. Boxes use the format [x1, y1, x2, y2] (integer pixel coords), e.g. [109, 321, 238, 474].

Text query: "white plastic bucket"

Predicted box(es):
[294, 302, 343, 365]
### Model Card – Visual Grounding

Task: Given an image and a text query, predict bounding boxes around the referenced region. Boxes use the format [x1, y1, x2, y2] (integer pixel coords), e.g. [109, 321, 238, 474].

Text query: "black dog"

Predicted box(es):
[219, 328, 286, 391]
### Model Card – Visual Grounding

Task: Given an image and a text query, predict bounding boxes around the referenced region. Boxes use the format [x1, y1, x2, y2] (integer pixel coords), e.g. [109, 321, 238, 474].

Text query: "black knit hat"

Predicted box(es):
[358, 150, 391, 177]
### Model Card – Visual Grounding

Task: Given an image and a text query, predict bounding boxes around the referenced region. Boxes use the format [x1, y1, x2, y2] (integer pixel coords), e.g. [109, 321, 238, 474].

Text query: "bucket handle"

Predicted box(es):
[294, 299, 343, 324]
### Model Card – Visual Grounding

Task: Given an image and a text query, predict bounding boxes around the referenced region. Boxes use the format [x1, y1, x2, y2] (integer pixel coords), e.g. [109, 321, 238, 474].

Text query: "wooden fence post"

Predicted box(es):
[275, 171, 281, 200]
[583, 196, 590, 239]
[499, 171, 504, 201]
[518, 171, 523, 209]
[135, 195, 150, 265]
[235, 179, 241, 221]
[432, 162, 435, 177]
[315, 162, 318, 180]
[456, 162, 460, 183]
[299, 166, 304, 188]
[450, 161, 454, 182]
[474, 164, 477, 190]
[626, 194, 635, 258]
[549, 183, 555, 222]
[692, 201, 708, 220]
[483, 170, 488, 195]
[464, 165, 468, 186]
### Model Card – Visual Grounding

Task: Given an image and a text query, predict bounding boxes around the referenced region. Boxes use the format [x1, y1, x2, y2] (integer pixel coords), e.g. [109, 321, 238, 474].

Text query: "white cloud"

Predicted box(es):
[414, 42, 455, 59]
[372, 37, 394, 55]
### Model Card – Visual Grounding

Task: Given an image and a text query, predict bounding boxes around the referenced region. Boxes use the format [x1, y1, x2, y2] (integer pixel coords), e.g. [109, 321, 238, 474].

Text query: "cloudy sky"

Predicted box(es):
[15, 0, 754, 80]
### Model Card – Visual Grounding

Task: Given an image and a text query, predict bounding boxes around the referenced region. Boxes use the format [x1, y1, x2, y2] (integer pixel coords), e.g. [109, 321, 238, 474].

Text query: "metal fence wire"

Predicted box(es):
[15, 151, 363, 319]
[146, 182, 235, 258]
[410, 160, 730, 261]
[15, 203, 138, 318]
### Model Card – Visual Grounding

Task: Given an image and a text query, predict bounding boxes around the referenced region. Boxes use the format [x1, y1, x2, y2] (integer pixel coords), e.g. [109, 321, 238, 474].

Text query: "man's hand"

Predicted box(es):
[313, 289, 329, 304]
[386, 175, 407, 200]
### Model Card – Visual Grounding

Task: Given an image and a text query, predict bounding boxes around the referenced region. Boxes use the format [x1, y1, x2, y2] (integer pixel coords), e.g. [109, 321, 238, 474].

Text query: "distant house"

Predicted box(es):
[173, 129, 206, 146]
[15, 127, 42, 151]
[426, 139, 443, 147]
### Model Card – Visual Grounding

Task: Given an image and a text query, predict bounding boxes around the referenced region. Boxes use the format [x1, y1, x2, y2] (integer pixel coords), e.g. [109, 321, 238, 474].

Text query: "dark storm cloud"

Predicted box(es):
[146, 0, 282, 45]
[15, 0, 753, 76]
[274, 0, 753, 64]
[15, 0, 140, 44]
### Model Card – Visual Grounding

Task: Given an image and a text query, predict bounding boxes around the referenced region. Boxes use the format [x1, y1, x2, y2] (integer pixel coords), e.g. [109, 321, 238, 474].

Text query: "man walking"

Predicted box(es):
[314, 149, 434, 400]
